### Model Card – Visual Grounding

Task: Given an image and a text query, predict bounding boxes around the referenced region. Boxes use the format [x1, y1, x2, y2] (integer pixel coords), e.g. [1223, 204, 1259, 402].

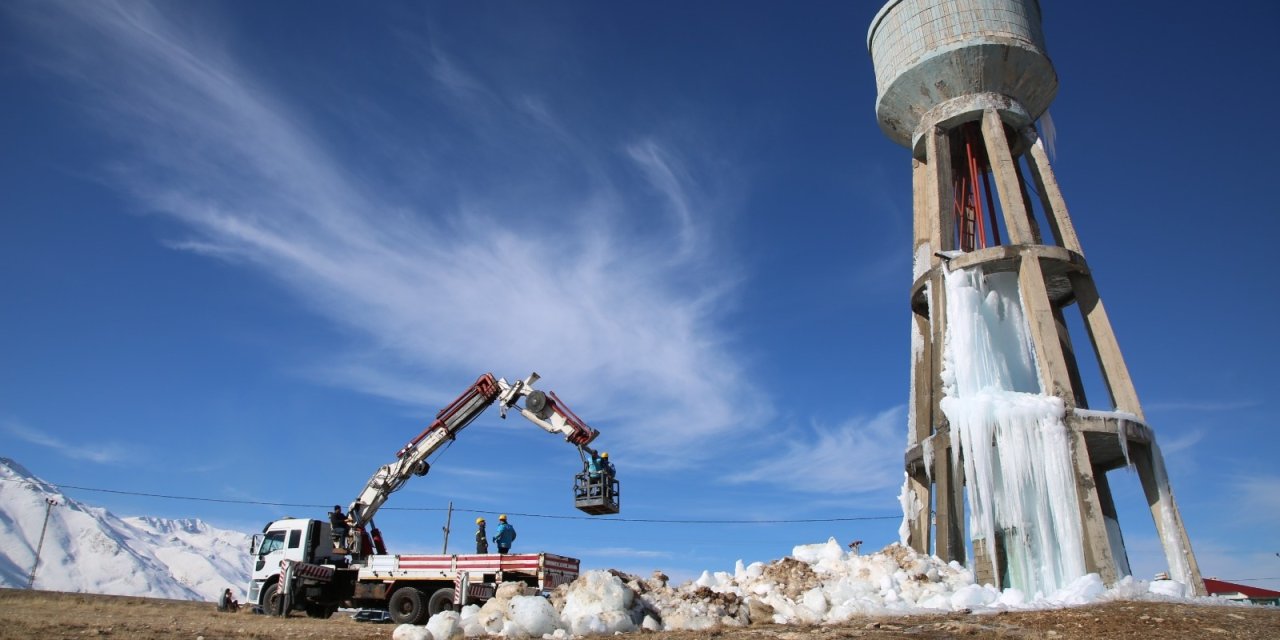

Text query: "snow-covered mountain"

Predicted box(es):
[0, 457, 251, 601]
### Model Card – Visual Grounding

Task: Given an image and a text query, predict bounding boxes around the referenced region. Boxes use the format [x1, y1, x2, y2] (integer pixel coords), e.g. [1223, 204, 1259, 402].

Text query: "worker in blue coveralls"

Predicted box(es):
[587, 451, 615, 478]
[493, 514, 516, 554]
[586, 451, 614, 496]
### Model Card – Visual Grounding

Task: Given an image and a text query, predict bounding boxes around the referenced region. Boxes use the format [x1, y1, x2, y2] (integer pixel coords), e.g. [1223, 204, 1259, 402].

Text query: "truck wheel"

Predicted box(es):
[427, 587, 456, 616]
[304, 603, 334, 619]
[388, 587, 429, 625]
[262, 583, 284, 617]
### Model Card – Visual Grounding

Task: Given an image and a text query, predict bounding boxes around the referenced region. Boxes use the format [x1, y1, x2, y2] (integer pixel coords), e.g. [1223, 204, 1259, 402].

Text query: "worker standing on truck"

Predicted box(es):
[329, 505, 349, 549]
[475, 517, 489, 554]
[493, 514, 516, 554]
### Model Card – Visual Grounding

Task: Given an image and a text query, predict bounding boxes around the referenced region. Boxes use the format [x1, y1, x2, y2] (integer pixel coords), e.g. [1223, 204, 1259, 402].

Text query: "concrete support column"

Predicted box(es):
[1094, 469, 1131, 575]
[912, 157, 930, 265]
[1053, 305, 1089, 408]
[910, 157, 936, 447]
[1068, 429, 1120, 583]
[905, 469, 932, 555]
[981, 109, 1035, 244]
[1094, 470, 1119, 520]
[1016, 255, 1075, 404]
[1012, 159, 1043, 244]
[1132, 443, 1206, 595]
[1067, 272, 1144, 418]
[926, 127, 954, 255]
[906, 308, 934, 556]
[972, 535, 997, 587]
[1023, 132, 1083, 254]
[1018, 253, 1116, 582]
[926, 269, 953, 558]
[932, 433, 965, 564]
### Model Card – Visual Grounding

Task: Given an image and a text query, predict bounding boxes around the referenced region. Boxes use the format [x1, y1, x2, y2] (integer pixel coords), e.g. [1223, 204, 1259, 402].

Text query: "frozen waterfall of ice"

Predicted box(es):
[939, 266, 1086, 595]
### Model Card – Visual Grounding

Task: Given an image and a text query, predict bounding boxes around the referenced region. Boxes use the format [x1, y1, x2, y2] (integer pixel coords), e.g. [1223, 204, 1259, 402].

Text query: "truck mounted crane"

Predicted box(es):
[337, 371, 616, 555]
[246, 371, 620, 623]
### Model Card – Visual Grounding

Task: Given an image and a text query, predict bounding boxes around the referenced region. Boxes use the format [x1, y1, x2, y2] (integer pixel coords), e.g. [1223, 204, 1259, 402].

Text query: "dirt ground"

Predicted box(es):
[1, 588, 1277, 640]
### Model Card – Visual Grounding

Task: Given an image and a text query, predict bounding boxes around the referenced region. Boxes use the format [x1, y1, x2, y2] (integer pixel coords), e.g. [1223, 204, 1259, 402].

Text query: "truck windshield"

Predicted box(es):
[258, 531, 286, 556]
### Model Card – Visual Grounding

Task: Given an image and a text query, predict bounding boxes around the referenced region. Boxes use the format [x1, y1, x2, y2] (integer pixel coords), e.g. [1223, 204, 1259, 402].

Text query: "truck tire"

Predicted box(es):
[304, 603, 335, 619]
[388, 587, 429, 625]
[262, 583, 284, 617]
[427, 587, 455, 616]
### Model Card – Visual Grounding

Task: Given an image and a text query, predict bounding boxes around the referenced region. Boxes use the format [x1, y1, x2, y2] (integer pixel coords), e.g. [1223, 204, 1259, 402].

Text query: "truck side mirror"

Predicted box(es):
[249, 533, 262, 555]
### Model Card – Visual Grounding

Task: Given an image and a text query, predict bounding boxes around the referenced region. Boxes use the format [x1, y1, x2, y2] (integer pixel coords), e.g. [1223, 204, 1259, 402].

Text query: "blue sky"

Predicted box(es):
[3, 1, 1278, 590]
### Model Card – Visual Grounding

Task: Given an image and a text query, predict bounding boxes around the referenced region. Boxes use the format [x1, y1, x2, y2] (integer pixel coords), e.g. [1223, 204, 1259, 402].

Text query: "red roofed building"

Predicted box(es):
[1203, 578, 1280, 606]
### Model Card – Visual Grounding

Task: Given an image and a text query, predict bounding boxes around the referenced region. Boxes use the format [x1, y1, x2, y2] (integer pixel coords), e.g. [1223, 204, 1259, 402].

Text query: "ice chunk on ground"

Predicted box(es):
[425, 610, 463, 640]
[949, 584, 996, 610]
[508, 595, 560, 637]
[559, 570, 637, 636]
[392, 623, 432, 640]
[1048, 573, 1106, 605]
[792, 538, 845, 566]
[475, 582, 528, 635]
[1149, 579, 1189, 598]
[458, 604, 484, 637]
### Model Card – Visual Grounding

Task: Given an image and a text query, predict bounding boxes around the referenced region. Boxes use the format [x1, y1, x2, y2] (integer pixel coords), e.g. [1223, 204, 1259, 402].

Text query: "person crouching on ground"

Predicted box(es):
[217, 588, 240, 613]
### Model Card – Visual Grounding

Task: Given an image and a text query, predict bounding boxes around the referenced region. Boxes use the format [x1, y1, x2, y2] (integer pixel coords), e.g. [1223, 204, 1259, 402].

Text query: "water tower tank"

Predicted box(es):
[868, 0, 1057, 155]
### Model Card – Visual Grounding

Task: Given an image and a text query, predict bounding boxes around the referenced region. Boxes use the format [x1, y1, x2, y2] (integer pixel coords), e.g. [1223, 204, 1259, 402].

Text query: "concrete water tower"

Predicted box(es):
[867, 0, 1204, 593]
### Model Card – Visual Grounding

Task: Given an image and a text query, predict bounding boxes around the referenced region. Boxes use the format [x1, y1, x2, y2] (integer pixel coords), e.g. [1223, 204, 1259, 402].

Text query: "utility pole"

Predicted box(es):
[441, 501, 453, 554]
[27, 498, 58, 590]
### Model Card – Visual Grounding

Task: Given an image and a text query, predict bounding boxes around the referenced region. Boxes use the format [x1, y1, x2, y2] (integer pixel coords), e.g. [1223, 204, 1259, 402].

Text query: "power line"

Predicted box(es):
[8, 479, 1277, 582]
[3, 477, 899, 524]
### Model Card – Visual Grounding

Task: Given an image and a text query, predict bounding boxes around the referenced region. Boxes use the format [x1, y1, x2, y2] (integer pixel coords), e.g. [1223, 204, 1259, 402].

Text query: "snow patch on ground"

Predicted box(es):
[415, 538, 1216, 636]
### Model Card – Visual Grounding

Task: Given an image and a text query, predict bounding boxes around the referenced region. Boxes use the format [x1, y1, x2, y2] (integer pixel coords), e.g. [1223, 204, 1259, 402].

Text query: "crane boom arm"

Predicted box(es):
[344, 372, 598, 537]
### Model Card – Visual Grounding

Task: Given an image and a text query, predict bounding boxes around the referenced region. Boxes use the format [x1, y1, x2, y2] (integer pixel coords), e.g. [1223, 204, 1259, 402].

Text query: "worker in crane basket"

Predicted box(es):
[475, 517, 489, 554]
[493, 514, 516, 554]
[586, 451, 615, 496]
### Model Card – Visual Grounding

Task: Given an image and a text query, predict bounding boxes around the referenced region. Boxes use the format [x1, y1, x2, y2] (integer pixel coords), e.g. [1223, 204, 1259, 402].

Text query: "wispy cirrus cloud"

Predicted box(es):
[1156, 428, 1205, 457]
[3, 421, 130, 465]
[1229, 475, 1280, 526]
[1144, 399, 1260, 413]
[10, 1, 770, 468]
[724, 406, 906, 494]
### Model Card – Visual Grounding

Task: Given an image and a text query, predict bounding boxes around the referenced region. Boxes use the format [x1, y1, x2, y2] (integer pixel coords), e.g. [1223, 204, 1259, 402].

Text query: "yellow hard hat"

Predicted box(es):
[601, 452, 608, 458]
[499, 514, 507, 521]
[475, 517, 485, 524]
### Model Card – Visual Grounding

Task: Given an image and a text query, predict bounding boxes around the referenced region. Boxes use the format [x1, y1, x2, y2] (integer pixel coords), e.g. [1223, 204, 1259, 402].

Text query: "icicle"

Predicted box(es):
[1038, 111, 1056, 161]
[1150, 441, 1193, 586]
[922, 437, 934, 483]
[898, 472, 923, 547]
[907, 313, 924, 450]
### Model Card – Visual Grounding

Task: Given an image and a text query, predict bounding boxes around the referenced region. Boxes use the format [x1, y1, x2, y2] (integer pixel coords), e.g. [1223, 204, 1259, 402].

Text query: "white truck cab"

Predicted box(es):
[248, 518, 346, 613]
